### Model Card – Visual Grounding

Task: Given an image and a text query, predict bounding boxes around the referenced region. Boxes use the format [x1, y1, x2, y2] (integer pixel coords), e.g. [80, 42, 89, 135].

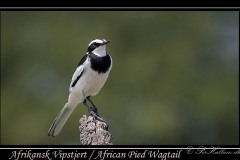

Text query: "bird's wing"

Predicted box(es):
[69, 54, 89, 92]
[69, 64, 84, 92]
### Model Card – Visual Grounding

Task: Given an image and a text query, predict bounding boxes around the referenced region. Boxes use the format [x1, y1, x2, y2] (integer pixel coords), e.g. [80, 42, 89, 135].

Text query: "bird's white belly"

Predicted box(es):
[69, 68, 110, 104]
[84, 69, 110, 96]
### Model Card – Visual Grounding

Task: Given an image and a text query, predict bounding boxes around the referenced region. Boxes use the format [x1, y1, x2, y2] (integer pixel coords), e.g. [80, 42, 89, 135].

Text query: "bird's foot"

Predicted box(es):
[88, 108, 108, 129]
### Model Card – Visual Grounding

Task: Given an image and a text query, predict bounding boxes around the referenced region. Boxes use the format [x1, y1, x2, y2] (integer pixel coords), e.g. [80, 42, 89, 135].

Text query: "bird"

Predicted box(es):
[48, 39, 112, 137]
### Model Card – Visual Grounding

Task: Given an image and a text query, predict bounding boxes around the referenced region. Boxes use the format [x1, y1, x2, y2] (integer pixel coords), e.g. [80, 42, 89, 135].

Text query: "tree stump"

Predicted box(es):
[79, 115, 113, 145]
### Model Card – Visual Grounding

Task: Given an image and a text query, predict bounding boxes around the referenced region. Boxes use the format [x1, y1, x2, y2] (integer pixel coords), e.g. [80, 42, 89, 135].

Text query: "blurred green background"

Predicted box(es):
[1, 11, 239, 145]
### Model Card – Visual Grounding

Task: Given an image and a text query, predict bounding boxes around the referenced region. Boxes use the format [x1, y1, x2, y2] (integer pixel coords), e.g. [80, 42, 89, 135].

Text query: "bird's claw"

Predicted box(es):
[88, 108, 109, 129]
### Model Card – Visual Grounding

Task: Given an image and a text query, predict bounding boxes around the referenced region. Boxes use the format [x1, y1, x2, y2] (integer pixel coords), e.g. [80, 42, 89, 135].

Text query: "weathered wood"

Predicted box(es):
[79, 115, 113, 145]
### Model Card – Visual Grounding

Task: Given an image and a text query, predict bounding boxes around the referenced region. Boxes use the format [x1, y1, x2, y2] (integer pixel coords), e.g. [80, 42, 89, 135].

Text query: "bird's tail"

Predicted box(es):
[48, 102, 77, 137]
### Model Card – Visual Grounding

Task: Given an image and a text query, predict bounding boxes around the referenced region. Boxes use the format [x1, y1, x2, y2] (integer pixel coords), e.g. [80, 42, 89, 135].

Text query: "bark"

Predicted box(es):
[79, 115, 113, 145]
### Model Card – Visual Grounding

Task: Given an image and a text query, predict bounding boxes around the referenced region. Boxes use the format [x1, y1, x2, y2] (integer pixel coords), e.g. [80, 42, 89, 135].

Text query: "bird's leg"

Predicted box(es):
[86, 96, 98, 114]
[82, 92, 95, 113]
[82, 98, 90, 110]
[82, 98, 99, 118]
[83, 96, 108, 127]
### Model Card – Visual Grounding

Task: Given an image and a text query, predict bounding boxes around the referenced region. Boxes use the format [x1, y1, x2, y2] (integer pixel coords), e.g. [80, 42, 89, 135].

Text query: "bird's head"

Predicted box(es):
[87, 39, 110, 57]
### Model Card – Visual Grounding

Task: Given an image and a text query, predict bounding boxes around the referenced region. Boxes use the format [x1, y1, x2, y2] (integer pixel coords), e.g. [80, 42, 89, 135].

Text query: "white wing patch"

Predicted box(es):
[69, 65, 84, 92]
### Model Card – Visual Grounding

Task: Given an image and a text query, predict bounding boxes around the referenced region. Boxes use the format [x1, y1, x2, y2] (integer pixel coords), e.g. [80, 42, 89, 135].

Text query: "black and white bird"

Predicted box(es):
[48, 39, 112, 137]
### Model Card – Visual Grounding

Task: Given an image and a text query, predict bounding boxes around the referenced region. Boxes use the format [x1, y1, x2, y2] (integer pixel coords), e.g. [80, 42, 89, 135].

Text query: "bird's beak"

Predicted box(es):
[102, 40, 110, 45]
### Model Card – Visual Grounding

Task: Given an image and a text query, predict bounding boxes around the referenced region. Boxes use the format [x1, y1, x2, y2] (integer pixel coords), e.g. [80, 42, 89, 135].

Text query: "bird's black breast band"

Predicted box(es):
[89, 53, 111, 74]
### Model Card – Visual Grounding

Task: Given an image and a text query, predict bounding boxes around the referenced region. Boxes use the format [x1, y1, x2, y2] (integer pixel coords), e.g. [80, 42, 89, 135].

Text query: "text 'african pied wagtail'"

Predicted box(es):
[48, 39, 112, 137]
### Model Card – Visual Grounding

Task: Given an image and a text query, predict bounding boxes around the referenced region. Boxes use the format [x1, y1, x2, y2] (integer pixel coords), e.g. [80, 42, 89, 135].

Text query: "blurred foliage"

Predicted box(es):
[1, 11, 239, 145]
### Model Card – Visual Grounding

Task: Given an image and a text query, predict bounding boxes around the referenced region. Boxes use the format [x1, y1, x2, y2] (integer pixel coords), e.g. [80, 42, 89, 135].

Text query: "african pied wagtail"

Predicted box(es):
[48, 39, 112, 137]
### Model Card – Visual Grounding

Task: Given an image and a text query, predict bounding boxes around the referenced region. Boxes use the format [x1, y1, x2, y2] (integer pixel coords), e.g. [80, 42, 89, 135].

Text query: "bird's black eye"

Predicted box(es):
[88, 42, 99, 52]
[92, 43, 97, 47]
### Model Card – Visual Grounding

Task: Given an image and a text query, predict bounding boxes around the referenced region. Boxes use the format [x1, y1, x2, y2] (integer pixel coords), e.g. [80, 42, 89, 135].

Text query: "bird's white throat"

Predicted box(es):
[93, 45, 107, 57]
